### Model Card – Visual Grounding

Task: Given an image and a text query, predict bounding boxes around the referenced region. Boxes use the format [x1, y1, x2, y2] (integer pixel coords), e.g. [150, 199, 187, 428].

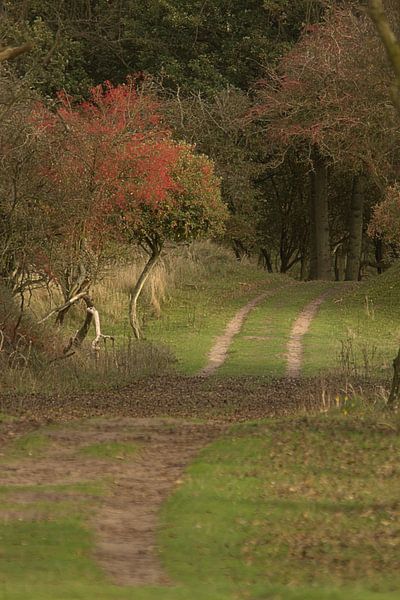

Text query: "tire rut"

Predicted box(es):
[286, 289, 333, 378]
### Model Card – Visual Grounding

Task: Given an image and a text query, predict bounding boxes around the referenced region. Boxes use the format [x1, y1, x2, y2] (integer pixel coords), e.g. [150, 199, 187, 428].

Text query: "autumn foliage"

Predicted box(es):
[369, 184, 400, 247]
[37, 80, 225, 251]
[34, 79, 226, 335]
[256, 8, 397, 173]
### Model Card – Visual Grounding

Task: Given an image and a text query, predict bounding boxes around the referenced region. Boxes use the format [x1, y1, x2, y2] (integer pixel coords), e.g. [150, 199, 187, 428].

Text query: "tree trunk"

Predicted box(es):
[310, 150, 332, 280]
[0, 43, 33, 63]
[258, 248, 273, 273]
[345, 174, 365, 281]
[388, 346, 400, 408]
[56, 262, 90, 325]
[374, 237, 385, 274]
[300, 255, 307, 280]
[62, 295, 94, 354]
[61, 295, 113, 355]
[232, 239, 248, 261]
[308, 178, 318, 280]
[129, 245, 161, 339]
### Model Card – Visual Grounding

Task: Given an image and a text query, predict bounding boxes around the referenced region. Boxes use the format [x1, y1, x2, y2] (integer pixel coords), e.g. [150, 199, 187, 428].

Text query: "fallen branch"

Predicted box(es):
[90, 306, 114, 351]
[0, 43, 33, 63]
[63, 295, 114, 354]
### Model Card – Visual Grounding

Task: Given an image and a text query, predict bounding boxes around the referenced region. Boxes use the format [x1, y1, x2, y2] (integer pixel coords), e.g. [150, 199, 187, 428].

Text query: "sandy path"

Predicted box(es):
[197, 287, 284, 377]
[286, 290, 332, 378]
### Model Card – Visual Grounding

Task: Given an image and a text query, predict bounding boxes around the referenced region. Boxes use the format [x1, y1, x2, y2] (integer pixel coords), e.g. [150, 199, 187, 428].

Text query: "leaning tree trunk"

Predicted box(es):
[309, 149, 333, 280]
[0, 43, 33, 63]
[258, 248, 273, 273]
[129, 244, 161, 340]
[345, 174, 365, 281]
[388, 346, 400, 408]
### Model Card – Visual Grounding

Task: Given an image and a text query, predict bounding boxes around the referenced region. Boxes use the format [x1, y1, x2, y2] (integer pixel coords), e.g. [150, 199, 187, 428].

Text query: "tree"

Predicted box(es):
[1, 0, 327, 95]
[37, 80, 226, 338]
[0, 72, 49, 297]
[368, 1, 400, 409]
[165, 87, 263, 260]
[255, 6, 398, 280]
[122, 144, 226, 338]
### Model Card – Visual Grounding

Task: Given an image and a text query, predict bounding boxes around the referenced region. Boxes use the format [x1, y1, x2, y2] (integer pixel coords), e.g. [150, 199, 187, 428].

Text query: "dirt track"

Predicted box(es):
[0, 286, 377, 587]
[0, 417, 223, 586]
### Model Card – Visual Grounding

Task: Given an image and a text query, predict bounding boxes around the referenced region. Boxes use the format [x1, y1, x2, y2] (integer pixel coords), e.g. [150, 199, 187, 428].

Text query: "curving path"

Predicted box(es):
[0, 283, 339, 588]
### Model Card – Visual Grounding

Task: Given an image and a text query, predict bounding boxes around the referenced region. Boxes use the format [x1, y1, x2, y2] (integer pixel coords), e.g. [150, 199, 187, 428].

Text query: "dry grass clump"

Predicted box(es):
[92, 241, 239, 324]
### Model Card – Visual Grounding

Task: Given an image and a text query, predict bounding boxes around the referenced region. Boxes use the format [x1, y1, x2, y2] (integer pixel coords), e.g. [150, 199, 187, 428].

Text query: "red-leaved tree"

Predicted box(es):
[37, 80, 226, 339]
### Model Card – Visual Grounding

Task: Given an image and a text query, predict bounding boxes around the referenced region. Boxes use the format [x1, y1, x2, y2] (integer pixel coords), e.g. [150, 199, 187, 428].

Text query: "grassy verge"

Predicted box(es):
[303, 264, 400, 378]
[160, 411, 400, 599]
[1, 411, 400, 599]
[1, 244, 282, 393]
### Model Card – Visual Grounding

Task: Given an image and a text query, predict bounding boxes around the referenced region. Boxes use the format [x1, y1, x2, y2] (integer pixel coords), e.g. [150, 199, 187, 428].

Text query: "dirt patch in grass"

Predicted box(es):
[94, 419, 223, 585]
[0, 417, 224, 586]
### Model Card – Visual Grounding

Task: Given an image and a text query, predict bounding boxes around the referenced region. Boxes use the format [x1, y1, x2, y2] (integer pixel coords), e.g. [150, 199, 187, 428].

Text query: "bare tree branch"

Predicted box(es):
[369, 0, 400, 113]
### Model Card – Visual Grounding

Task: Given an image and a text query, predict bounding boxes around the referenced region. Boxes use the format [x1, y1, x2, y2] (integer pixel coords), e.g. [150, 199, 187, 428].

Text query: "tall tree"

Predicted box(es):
[255, 6, 398, 280]
[37, 80, 226, 338]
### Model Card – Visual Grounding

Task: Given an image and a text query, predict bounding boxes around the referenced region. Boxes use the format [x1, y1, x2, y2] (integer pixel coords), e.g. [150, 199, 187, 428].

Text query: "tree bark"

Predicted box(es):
[56, 262, 90, 325]
[129, 244, 161, 339]
[63, 295, 94, 354]
[258, 248, 273, 273]
[388, 346, 400, 408]
[310, 150, 332, 280]
[374, 237, 385, 274]
[308, 172, 318, 279]
[345, 174, 365, 281]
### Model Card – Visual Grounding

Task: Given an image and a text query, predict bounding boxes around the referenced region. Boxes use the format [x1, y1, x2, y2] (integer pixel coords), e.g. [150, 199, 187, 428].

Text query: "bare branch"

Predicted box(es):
[369, 0, 400, 114]
[37, 291, 88, 324]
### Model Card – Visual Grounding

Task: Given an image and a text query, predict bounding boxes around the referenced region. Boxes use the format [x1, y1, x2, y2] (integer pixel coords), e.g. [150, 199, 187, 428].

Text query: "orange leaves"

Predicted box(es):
[36, 79, 225, 252]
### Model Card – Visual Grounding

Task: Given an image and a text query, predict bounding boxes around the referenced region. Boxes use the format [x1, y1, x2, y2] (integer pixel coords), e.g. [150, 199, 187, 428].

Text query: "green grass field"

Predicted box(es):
[145, 263, 285, 374]
[302, 266, 400, 378]
[218, 280, 332, 377]
[1, 411, 400, 600]
[2, 260, 400, 599]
